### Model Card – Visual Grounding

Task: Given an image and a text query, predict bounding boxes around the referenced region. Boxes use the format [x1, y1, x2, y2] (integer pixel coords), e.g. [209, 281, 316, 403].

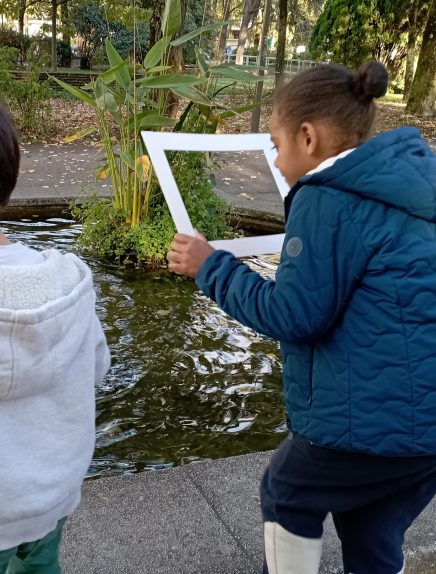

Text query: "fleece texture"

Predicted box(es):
[0, 249, 110, 550]
[196, 127, 436, 456]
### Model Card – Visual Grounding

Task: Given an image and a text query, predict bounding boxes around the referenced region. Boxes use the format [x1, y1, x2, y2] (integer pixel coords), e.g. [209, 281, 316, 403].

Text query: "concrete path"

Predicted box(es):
[10, 142, 436, 573]
[61, 452, 436, 574]
[12, 144, 284, 220]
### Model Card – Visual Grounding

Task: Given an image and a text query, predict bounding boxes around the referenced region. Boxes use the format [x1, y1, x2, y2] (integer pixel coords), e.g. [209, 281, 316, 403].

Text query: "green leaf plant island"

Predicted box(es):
[52, 0, 263, 268]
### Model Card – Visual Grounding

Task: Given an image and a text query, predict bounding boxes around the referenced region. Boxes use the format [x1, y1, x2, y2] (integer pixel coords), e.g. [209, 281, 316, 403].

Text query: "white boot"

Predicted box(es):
[264, 521, 323, 574]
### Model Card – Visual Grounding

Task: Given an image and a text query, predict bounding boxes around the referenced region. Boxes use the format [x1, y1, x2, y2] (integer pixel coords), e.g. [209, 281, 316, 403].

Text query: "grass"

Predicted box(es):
[382, 93, 404, 103]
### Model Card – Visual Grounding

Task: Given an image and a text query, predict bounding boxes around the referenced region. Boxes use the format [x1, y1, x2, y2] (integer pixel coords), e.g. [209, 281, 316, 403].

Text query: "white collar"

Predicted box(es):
[306, 148, 356, 176]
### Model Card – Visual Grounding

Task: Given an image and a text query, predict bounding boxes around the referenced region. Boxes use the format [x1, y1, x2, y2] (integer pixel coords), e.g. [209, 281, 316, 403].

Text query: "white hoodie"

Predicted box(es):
[0, 248, 110, 550]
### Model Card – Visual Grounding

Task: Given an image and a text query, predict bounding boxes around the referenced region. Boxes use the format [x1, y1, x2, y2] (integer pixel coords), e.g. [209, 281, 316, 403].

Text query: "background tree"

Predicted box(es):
[309, 0, 426, 78]
[235, 0, 261, 64]
[72, 3, 109, 68]
[13, 0, 45, 35]
[406, 0, 436, 115]
[275, 0, 288, 85]
[216, 0, 232, 60]
[403, 0, 430, 99]
[275, 0, 325, 84]
[148, 0, 166, 48]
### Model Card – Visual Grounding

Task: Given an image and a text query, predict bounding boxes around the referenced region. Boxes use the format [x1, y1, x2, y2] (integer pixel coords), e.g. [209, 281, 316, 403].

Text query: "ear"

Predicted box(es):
[298, 122, 319, 156]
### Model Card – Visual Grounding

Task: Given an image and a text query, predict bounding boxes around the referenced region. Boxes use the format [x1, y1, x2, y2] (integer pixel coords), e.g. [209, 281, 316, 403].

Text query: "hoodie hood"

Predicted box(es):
[0, 249, 95, 402]
[299, 127, 436, 222]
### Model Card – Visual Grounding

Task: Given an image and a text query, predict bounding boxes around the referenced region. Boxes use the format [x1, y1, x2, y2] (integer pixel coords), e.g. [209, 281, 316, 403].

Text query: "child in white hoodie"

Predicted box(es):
[0, 106, 111, 573]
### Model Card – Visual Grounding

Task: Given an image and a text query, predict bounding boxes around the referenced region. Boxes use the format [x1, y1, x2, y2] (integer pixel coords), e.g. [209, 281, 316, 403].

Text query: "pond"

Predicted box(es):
[2, 217, 286, 477]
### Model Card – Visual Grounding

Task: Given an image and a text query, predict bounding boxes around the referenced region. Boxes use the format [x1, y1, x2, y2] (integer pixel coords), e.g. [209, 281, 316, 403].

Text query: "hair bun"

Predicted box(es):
[353, 60, 388, 101]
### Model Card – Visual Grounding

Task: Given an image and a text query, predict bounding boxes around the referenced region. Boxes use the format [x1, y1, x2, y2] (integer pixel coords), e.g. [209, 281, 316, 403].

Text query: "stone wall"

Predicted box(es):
[12, 70, 99, 91]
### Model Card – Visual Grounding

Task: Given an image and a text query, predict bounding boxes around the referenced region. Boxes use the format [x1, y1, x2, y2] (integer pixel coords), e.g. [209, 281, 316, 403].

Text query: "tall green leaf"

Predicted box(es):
[171, 86, 211, 106]
[120, 150, 136, 171]
[170, 21, 231, 46]
[161, 0, 181, 37]
[105, 39, 131, 89]
[50, 76, 96, 107]
[137, 75, 205, 88]
[138, 116, 177, 128]
[100, 59, 131, 85]
[195, 46, 209, 77]
[143, 36, 171, 70]
[218, 102, 261, 119]
[209, 64, 261, 83]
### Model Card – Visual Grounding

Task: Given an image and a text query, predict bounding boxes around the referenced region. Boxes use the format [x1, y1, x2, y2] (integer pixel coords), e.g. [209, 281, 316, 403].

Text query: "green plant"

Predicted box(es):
[54, 0, 262, 266]
[57, 40, 72, 68]
[0, 28, 30, 65]
[72, 3, 109, 69]
[110, 22, 150, 62]
[0, 47, 53, 136]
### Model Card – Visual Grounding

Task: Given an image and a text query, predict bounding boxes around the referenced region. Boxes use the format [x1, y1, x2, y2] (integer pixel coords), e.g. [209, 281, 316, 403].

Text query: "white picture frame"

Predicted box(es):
[141, 131, 289, 257]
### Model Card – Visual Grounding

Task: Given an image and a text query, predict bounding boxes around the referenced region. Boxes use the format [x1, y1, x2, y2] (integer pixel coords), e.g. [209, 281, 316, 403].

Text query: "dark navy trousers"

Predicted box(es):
[261, 433, 436, 574]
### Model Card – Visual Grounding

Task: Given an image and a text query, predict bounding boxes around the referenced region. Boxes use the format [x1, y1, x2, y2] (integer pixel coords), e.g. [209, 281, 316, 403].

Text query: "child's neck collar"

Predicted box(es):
[306, 148, 356, 177]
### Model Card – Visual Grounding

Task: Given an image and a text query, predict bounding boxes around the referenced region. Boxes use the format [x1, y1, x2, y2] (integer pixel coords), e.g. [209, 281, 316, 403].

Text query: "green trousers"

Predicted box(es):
[0, 519, 65, 574]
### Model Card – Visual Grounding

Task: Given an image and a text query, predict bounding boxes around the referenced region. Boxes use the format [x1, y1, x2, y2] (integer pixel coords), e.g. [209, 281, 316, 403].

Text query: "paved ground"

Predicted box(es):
[60, 452, 436, 574]
[11, 144, 284, 219]
[9, 142, 436, 573]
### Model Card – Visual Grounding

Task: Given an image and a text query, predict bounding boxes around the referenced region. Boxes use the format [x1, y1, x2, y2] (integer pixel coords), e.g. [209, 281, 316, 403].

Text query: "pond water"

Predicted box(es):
[2, 217, 286, 477]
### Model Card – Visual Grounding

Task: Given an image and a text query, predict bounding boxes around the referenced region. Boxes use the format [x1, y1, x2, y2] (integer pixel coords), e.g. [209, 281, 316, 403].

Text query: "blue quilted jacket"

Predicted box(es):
[196, 127, 436, 456]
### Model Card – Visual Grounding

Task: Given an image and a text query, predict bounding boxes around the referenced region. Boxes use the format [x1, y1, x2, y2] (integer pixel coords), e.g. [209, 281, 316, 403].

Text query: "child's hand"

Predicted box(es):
[167, 231, 215, 278]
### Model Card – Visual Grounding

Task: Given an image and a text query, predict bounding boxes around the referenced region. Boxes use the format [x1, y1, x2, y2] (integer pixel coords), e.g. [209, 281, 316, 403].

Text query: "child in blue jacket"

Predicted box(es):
[167, 61, 436, 574]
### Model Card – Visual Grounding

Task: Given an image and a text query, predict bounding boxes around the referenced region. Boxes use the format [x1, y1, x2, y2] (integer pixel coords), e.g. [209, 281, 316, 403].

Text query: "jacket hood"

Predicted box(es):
[299, 127, 436, 222]
[0, 250, 95, 401]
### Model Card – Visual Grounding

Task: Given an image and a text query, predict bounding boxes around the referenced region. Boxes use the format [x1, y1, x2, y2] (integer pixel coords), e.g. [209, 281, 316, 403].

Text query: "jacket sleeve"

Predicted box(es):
[196, 187, 372, 344]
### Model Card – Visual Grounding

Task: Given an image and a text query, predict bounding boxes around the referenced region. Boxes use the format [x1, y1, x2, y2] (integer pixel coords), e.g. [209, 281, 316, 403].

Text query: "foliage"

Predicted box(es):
[71, 3, 152, 68]
[72, 152, 230, 267]
[57, 39, 72, 67]
[72, 3, 109, 68]
[290, 0, 327, 49]
[0, 27, 31, 65]
[183, 1, 215, 63]
[54, 0, 262, 266]
[0, 48, 53, 136]
[406, 0, 436, 115]
[309, 0, 425, 76]
[110, 22, 150, 61]
[0, 46, 19, 72]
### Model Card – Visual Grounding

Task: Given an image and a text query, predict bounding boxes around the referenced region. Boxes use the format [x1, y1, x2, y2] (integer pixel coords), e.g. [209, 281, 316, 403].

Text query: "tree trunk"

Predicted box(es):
[18, 2, 25, 35]
[61, 0, 70, 44]
[235, 0, 260, 65]
[149, 0, 166, 49]
[250, 0, 272, 131]
[275, 0, 288, 86]
[403, 5, 419, 101]
[406, 0, 436, 116]
[217, 0, 231, 61]
[51, 0, 57, 72]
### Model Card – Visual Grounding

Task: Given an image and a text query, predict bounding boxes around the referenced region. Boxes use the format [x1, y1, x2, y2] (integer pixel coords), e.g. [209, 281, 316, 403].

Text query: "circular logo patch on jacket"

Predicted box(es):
[286, 236, 303, 257]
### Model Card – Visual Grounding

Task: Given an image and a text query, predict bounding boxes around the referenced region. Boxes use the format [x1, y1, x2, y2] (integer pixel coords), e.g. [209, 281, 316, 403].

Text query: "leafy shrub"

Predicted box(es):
[0, 47, 19, 71]
[72, 3, 109, 68]
[110, 23, 149, 61]
[0, 28, 30, 65]
[72, 152, 231, 268]
[0, 54, 53, 138]
[56, 0, 262, 267]
[57, 40, 72, 68]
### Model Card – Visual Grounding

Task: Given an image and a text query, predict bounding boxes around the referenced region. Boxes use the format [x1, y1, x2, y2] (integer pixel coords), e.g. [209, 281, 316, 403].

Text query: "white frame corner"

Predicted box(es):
[141, 131, 288, 257]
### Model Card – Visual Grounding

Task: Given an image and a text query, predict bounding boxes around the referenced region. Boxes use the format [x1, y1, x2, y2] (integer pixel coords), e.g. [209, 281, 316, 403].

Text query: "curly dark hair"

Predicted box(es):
[274, 60, 388, 146]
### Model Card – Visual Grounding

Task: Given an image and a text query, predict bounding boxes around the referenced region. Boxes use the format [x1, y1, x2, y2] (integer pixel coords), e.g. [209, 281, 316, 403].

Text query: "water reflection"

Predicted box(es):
[1, 217, 286, 477]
